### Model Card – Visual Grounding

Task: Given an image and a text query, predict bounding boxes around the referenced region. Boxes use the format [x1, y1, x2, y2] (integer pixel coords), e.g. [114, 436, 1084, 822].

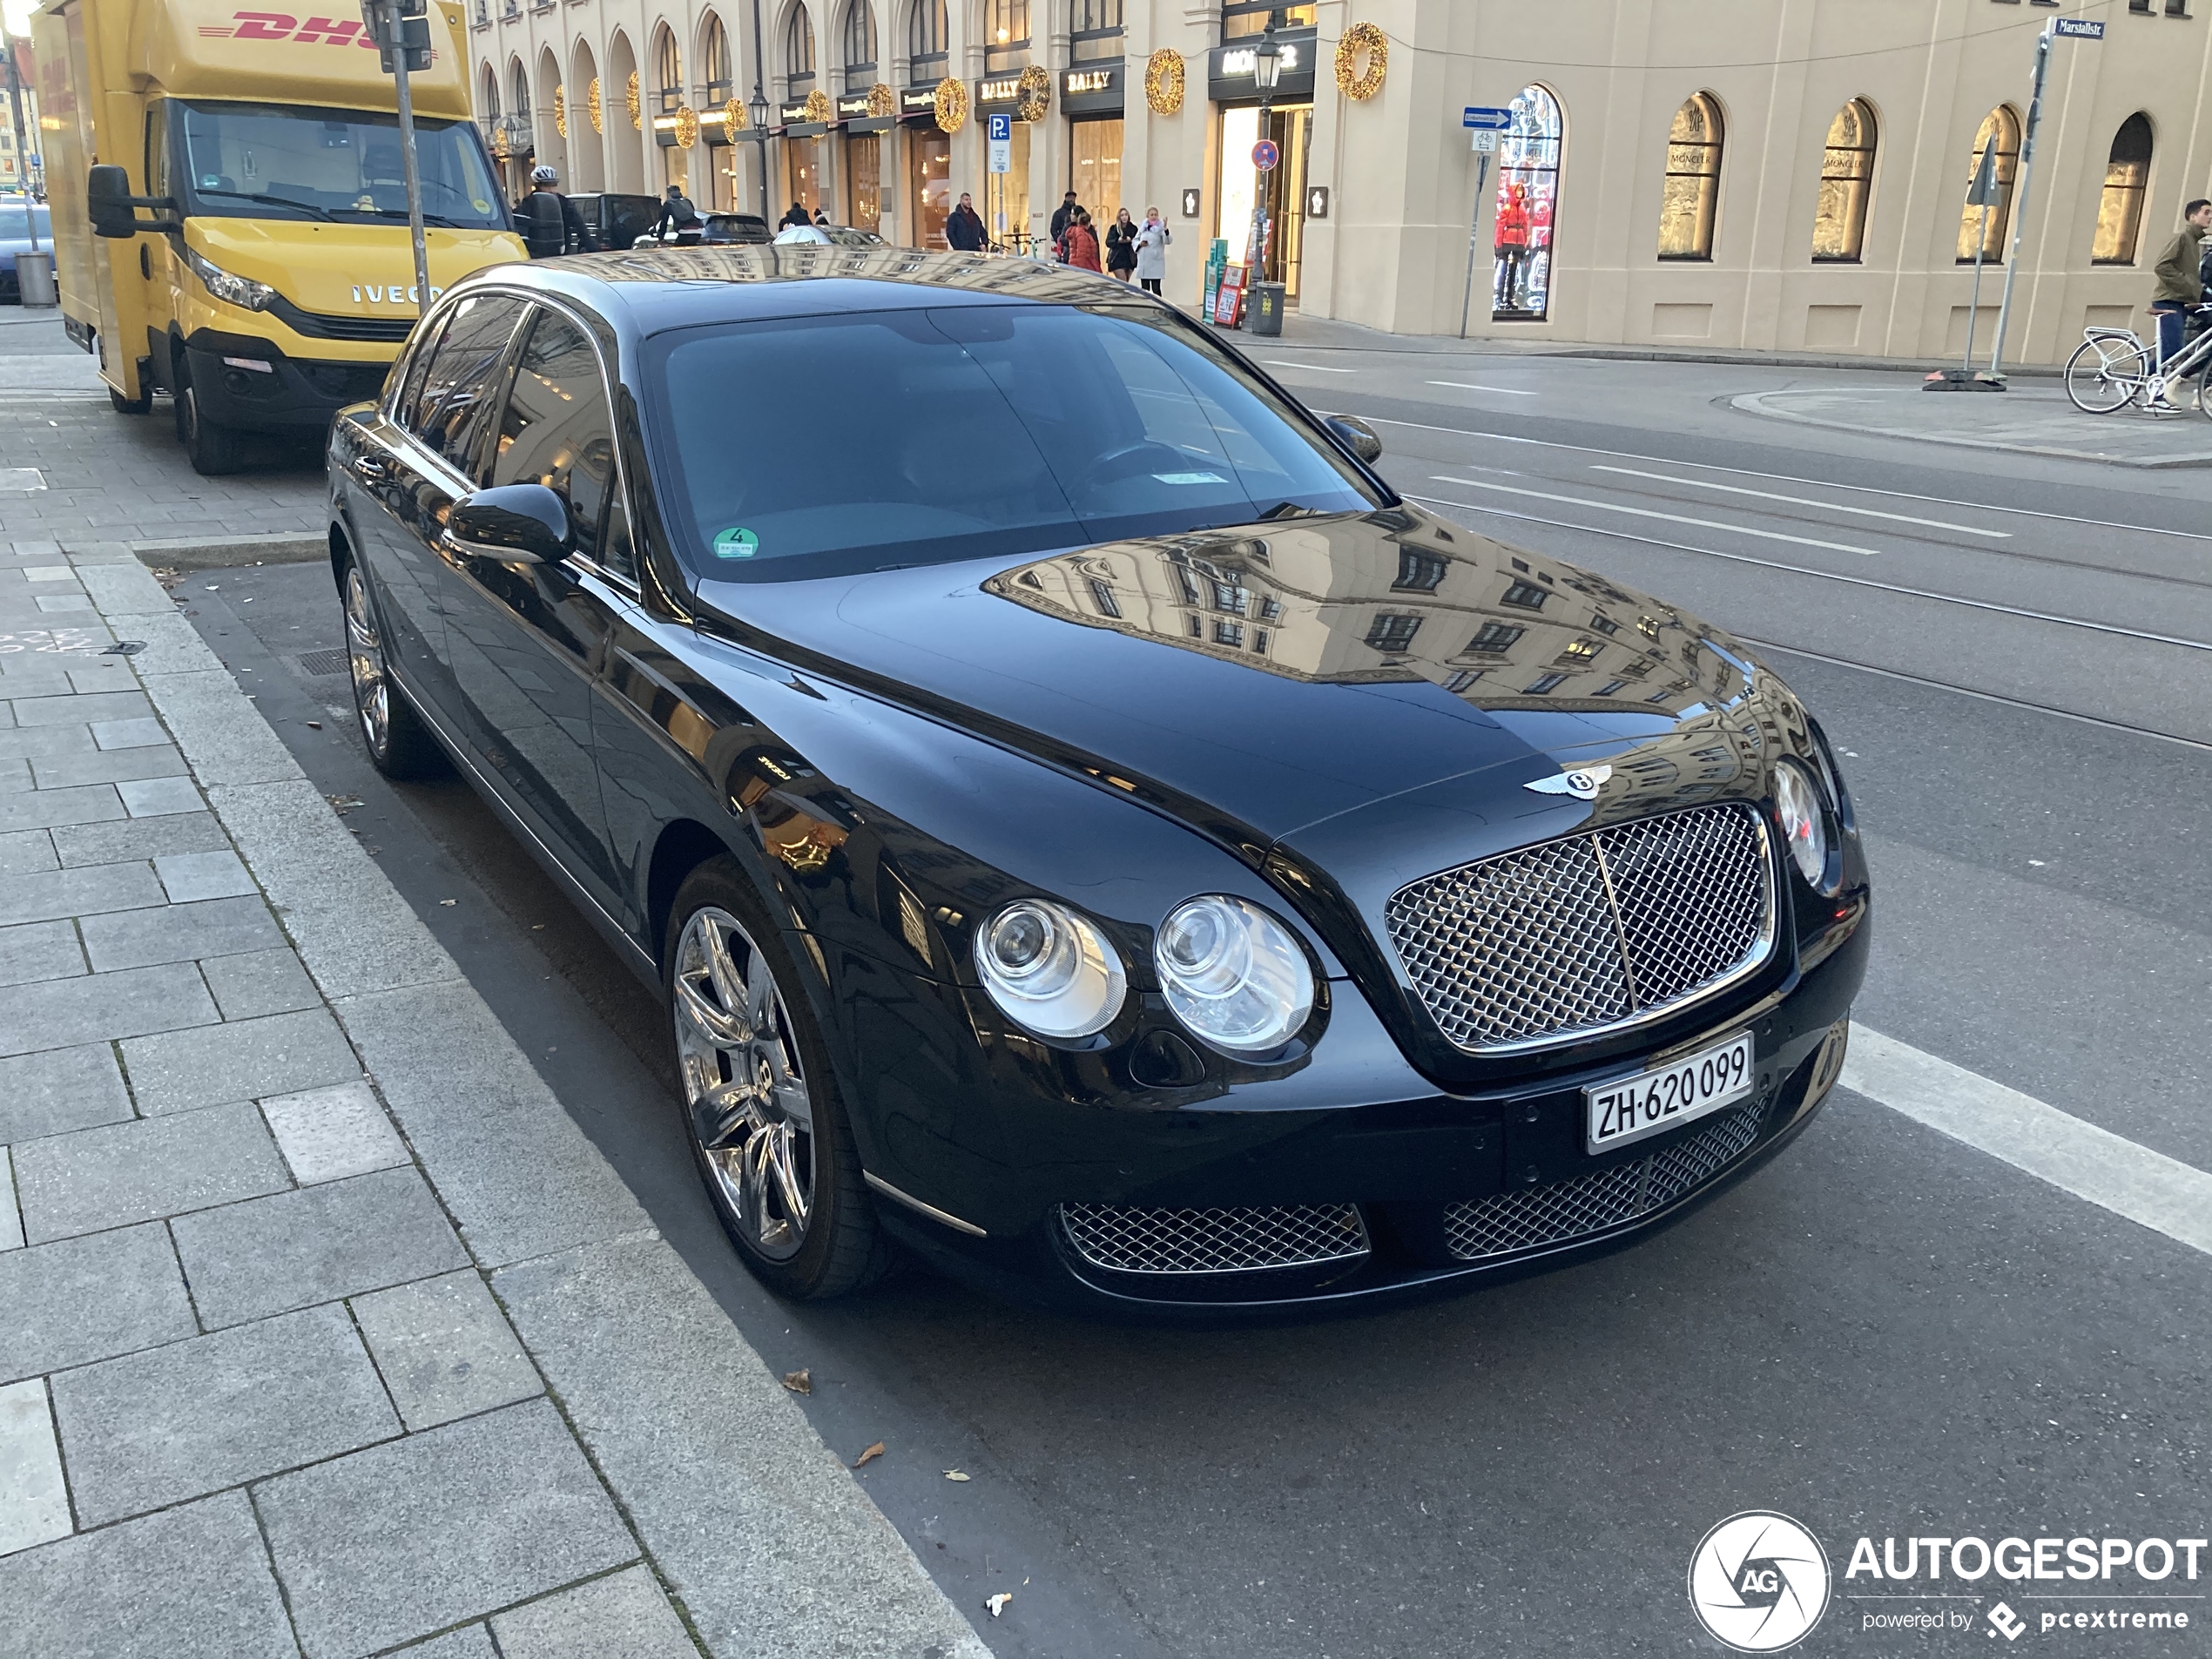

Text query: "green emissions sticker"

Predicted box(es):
[711, 526, 760, 559]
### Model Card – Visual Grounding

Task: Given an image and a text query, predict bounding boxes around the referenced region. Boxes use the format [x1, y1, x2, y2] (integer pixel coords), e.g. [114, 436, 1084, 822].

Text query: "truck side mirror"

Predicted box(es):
[87, 165, 137, 238]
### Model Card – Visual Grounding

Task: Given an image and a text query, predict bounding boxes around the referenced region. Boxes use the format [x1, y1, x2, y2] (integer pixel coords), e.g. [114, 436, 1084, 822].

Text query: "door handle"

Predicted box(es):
[355, 455, 391, 482]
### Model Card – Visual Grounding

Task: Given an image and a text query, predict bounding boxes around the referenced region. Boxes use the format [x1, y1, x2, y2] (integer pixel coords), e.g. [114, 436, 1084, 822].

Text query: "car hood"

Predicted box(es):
[691, 504, 1798, 894]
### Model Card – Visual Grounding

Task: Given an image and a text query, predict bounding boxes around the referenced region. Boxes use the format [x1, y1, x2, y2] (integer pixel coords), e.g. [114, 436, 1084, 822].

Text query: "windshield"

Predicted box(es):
[175, 101, 507, 229]
[650, 303, 1384, 581]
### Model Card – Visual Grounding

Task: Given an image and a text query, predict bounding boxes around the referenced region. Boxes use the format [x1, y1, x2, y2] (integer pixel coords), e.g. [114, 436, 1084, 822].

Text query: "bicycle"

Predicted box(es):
[2062, 303, 2212, 415]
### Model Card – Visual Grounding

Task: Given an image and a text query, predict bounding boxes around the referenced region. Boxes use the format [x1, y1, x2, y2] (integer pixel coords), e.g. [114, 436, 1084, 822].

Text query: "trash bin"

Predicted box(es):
[15, 250, 57, 309]
[1246, 281, 1285, 336]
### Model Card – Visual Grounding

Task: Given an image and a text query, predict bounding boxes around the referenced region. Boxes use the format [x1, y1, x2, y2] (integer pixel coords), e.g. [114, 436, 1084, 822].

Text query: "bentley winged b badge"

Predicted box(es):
[1524, 764, 1612, 802]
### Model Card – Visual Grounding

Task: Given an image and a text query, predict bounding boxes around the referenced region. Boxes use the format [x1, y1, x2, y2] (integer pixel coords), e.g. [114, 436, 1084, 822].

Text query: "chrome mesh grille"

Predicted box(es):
[1443, 1104, 1763, 1261]
[1059, 1203, 1371, 1276]
[1385, 805, 1773, 1052]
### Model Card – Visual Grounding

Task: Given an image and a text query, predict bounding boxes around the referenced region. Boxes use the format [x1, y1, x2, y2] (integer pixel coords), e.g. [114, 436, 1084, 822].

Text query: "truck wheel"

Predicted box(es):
[108, 387, 151, 415]
[175, 376, 245, 475]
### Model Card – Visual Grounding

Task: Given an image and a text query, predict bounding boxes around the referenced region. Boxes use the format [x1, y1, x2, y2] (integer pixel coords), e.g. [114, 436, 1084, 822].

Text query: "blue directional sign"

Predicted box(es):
[988, 112, 1012, 141]
[1463, 106, 1514, 130]
[2054, 16, 2104, 36]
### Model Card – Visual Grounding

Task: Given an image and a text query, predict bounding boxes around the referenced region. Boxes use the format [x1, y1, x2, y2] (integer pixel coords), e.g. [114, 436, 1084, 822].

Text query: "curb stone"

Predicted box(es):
[59, 537, 995, 1659]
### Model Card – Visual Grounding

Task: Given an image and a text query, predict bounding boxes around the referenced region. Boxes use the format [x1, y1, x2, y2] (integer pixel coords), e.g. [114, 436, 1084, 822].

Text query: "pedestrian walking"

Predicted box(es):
[651, 183, 703, 245]
[813, 207, 830, 226]
[1133, 206, 1170, 295]
[778, 199, 812, 230]
[1050, 191, 1081, 245]
[520, 165, 597, 258]
[1064, 209, 1102, 273]
[1105, 208, 1138, 282]
[945, 191, 987, 252]
[2148, 198, 2212, 410]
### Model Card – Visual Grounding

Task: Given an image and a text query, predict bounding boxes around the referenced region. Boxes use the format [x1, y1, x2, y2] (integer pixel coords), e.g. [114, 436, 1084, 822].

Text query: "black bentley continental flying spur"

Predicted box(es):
[326, 248, 1869, 1313]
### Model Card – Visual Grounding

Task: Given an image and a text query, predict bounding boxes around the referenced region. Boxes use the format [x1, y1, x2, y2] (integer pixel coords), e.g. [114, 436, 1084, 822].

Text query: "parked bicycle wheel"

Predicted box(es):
[2064, 334, 2149, 414]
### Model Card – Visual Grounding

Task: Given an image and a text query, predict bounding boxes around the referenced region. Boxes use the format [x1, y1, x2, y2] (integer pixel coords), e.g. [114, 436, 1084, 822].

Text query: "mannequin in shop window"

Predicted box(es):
[1495, 184, 1531, 311]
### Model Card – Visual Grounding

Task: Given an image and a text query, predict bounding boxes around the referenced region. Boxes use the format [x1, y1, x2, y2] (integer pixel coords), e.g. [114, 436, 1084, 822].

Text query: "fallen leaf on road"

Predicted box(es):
[986, 1593, 1013, 1618]
[853, 1441, 885, 1468]
[943, 1469, 970, 1482]
[782, 1368, 812, 1394]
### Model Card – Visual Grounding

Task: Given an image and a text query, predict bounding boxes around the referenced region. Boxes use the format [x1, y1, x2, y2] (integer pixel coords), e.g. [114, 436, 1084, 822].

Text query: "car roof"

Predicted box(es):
[474, 246, 1153, 333]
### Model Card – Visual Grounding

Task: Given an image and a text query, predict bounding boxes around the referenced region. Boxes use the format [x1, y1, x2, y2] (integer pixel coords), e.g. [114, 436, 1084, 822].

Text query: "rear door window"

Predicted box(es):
[409, 293, 528, 481]
[488, 307, 630, 578]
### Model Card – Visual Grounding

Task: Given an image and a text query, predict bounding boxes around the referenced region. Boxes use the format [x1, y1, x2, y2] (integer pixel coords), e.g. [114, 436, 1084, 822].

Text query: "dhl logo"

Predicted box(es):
[196, 10, 437, 55]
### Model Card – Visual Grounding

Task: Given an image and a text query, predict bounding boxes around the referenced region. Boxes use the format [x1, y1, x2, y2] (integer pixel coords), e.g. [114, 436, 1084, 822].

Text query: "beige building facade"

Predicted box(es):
[470, 0, 2212, 365]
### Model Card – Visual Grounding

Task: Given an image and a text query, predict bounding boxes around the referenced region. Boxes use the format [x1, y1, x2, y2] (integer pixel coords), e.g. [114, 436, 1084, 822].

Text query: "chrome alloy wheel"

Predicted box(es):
[344, 564, 390, 758]
[673, 907, 816, 1260]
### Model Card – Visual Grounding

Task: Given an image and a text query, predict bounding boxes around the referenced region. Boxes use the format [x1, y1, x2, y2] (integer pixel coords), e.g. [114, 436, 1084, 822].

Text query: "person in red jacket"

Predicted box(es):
[1064, 209, 1103, 273]
[1494, 183, 1532, 312]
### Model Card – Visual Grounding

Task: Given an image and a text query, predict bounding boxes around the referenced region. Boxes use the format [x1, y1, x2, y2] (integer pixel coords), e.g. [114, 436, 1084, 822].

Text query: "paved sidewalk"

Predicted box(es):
[1732, 382, 2212, 469]
[0, 538, 988, 1658]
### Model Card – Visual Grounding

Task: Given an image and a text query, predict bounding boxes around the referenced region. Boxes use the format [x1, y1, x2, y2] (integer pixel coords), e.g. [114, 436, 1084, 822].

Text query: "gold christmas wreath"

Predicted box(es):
[722, 96, 746, 137]
[587, 78, 604, 135]
[1335, 22, 1387, 101]
[1143, 49, 1184, 117]
[803, 88, 833, 125]
[1015, 64, 1050, 122]
[673, 105, 699, 148]
[553, 84, 567, 139]
[933, 76, 968, 135]
[865, 81, 897, 118]
[625, 71, 641, 130]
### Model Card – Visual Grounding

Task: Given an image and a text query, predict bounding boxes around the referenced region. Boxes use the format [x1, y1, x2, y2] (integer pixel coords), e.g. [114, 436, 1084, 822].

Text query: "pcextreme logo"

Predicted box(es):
[1689, 1512, 1833, 1652]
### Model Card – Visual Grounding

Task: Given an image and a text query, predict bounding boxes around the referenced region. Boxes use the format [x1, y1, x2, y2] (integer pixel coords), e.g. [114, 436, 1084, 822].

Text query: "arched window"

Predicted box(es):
[2094, 112, 2153, 265]
[480, 64, 501, 118]
[1493, 84, 1562, 322]
[842, 1, 877, 91]
[907, 0, 948, 72]
[700, 14, 731, 106]
[510, 58, 531, 117]
[653, 25, 681, 116]
[1656, 92, 1723, 260]
[1811, 99, 1877, 262]
[983, 0, 1028, 70]
[1957, 105, 2021, 263]
[786, 3, 816, 92]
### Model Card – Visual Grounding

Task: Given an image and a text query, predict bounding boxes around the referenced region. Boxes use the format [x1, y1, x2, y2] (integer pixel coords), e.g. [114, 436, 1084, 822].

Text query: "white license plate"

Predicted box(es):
[1585, 1031, 1755, 1154]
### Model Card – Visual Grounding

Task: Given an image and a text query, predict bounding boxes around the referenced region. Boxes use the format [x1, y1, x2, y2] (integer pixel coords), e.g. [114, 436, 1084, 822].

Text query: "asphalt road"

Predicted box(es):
[172, 351, 2210, 1659]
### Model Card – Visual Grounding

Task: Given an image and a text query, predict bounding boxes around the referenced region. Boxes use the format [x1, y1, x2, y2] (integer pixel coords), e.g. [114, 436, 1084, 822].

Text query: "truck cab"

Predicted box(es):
[32, 0, 524, 473]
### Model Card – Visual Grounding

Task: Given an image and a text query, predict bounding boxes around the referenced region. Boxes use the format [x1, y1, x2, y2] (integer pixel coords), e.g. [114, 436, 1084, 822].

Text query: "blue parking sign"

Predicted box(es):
[988, 112, 1012, 142]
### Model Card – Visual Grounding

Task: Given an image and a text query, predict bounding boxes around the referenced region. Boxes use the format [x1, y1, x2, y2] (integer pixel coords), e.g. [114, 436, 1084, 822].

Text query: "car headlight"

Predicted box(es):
[1775, 759, 1831, 890]
[183, 246, 276, 313]
[1155, 895, 1315, 1056]
[974, 899, 1127, 1040]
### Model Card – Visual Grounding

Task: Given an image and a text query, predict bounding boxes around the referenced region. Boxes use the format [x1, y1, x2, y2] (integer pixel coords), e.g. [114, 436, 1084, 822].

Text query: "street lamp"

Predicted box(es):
[749, 0, 771, 223]
[1244, 10, 1280, 295]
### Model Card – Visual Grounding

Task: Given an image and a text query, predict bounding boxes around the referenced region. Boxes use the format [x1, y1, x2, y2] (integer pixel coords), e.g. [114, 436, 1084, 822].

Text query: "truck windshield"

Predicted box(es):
[176, 101, 507, 230]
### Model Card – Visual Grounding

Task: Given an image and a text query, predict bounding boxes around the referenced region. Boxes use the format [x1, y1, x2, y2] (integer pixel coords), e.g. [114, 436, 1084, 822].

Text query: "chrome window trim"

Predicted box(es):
[1386, 805, 1779, 1058]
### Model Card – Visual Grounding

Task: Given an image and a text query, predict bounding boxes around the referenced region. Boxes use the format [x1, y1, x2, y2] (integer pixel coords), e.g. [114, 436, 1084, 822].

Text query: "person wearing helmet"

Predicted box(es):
[520, 165, 597, 258]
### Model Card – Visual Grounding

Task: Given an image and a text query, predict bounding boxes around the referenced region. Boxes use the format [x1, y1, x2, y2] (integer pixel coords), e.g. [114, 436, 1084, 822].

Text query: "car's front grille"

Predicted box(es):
[1384, 805, 1775, 1053]
[1059, 1202, 1371, 1275]
[1442, 1103, 1763, 1261]
[297, 312, 416, 343]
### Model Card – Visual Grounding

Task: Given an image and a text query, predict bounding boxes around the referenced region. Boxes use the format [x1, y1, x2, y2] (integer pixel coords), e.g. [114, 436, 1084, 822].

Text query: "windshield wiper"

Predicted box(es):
[195, 189, 337, 222]
[355, 207, 464, 228]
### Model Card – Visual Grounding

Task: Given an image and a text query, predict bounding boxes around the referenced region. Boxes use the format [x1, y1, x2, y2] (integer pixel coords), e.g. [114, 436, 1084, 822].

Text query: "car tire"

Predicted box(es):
[340, 553, 445, 780]
[108, 386, 151, 415]
[175, 374, 246, 475]
[665, 857, 891, 1299]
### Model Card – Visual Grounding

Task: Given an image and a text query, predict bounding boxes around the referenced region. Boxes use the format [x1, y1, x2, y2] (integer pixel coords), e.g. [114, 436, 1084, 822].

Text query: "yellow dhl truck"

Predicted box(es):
[32, 0, 525, 472]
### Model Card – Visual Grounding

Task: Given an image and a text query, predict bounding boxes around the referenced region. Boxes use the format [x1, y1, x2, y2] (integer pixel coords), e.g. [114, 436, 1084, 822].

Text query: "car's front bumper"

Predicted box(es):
[179, 330, 392, 435]
[863, 905, 1868, 1319]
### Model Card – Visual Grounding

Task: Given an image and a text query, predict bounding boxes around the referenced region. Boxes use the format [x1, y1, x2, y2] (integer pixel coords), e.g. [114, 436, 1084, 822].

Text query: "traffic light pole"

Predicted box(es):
[392, 52, 431, 314]
[361, 0, 434, 313]
[1988, 22, 2054, 381]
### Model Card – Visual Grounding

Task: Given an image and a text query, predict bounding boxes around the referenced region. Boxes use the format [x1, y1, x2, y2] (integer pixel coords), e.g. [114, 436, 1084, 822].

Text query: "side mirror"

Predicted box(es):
[86, 165, 138, 239]
[1325, 414, 1383, 465]
[448, 484, 574, 563]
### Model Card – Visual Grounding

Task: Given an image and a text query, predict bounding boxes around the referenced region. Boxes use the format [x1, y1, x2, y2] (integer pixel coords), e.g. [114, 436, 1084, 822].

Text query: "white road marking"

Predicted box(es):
[1844, 1028, 2212, 1258]
[1588, 465, 2010, 537]
[1426, 381, 1541, 396]
[1431, 474, 1883, 556]
[1361, 414, 2212, 543]
[1406, 490, 2212, 652]
[1262, 359, 1356, 373]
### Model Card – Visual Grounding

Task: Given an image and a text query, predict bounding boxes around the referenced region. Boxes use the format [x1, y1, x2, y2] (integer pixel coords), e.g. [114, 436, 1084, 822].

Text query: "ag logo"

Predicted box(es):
[1688, 1511, 1831, 1652]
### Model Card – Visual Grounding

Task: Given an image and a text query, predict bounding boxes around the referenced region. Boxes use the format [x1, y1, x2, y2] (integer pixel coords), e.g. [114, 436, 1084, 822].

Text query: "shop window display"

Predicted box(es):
[1494, 84, 1561, 321]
